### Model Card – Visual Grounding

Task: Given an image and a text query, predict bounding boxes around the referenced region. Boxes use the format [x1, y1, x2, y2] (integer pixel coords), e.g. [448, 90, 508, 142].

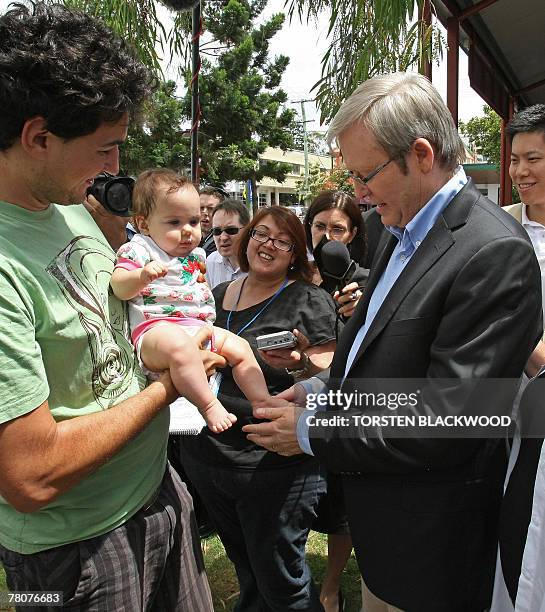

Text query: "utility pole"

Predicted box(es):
[292, 98, 313, 203]
[190, 2, 202, 183]
[161, 1, 202, 182]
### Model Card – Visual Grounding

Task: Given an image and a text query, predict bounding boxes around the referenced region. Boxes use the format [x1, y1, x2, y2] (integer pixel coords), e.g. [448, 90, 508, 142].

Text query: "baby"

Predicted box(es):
[110, 168, 270, 432]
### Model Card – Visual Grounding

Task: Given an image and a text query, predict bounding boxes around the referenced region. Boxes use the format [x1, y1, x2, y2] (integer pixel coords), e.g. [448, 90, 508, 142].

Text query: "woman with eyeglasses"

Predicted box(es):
[178, 206, 338, 611]
[304, 190, 367, 321]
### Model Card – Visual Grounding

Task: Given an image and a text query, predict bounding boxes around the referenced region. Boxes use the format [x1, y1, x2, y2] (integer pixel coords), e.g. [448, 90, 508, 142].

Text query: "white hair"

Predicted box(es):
[327, 72, 465, 171]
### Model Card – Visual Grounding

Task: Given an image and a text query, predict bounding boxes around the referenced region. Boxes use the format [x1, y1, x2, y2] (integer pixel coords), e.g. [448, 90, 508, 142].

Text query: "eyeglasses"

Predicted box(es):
[311, 222, 350, 239]
[250, 228, 293, 252]
[212, 226, 241, 236]
[347, 158, 392, 188]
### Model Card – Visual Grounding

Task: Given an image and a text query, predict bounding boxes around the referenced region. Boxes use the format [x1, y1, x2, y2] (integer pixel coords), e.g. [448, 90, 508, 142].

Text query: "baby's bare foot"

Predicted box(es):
[203, 401, 237, 433]
[210, 413, 237, 433]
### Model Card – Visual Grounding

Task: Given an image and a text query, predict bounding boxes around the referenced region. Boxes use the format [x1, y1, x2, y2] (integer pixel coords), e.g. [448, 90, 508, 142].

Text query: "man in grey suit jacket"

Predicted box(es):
[244, 72, 542, 611]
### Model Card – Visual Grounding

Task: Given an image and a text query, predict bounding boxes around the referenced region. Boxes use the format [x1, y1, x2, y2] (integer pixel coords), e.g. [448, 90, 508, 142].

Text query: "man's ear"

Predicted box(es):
[134, 215, 149, 234]
[20, 117, 51, 159]
[412, 138, 435, 174]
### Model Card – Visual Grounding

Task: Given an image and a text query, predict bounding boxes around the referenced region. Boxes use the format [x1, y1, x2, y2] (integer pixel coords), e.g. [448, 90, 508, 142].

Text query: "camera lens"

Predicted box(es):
[106, 181, 132, 214]
[86, 173, 134, 217]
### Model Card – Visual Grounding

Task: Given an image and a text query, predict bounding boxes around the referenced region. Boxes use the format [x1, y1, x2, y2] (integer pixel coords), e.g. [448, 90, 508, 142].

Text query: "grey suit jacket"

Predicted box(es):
[503, 201, 545, 341]
[309, 181, 542, 611]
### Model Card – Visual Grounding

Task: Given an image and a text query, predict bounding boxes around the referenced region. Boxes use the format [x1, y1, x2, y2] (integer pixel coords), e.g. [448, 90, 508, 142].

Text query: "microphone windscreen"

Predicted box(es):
[321, 240, 352, 280]
[159, 0, 200, 11]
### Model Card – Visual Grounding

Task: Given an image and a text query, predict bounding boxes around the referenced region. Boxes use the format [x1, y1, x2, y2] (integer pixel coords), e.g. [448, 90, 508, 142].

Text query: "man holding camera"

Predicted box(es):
[0, 4, 218, 609]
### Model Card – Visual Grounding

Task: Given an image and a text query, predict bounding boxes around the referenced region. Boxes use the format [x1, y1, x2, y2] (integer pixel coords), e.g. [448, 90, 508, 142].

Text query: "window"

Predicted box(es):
[291, 164, 302, 175]
[228, 191, 244, 201]
[279, 192, 298, 206]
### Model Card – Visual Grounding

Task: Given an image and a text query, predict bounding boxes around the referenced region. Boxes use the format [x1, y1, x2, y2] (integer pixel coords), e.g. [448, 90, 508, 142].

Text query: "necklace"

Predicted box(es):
[226, 277, 289, 336]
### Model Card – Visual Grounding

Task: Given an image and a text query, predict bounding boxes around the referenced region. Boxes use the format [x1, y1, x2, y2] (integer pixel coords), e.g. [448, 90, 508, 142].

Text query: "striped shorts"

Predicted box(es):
[0, 465, 213, 611]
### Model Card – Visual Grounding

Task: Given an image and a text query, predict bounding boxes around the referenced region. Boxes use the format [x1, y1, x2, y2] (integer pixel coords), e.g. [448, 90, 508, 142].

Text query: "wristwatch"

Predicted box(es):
[286, 351, 311, 380]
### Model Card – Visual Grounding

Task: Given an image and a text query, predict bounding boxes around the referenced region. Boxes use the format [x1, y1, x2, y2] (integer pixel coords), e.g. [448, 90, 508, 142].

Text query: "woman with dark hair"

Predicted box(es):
[304, 190, 365, 264]
[304, 191, 368, 320]
[178, 206, 338, 611]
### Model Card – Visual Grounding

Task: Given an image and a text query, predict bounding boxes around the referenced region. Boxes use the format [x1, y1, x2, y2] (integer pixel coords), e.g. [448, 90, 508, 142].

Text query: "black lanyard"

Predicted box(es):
[226, 278, 289, 336]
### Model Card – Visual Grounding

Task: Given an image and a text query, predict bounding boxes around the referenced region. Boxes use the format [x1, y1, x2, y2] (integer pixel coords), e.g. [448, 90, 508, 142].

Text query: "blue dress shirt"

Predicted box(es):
[297, 167, 468, 455]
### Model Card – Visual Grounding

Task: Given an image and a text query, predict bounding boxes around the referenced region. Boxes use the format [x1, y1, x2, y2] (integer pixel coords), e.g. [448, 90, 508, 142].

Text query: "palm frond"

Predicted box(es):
[286, 0, 446, 124]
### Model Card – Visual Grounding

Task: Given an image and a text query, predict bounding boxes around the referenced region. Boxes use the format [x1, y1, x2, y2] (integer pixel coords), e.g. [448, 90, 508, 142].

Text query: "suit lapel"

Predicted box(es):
[341, 181, 480, 376]
[348, 232, 397, 330]
[350, 218, 454, 366]
[330, 234, 396, 380]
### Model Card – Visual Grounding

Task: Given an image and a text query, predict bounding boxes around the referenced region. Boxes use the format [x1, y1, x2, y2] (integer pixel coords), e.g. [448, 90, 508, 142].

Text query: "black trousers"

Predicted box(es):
[180, 449, 326, 612]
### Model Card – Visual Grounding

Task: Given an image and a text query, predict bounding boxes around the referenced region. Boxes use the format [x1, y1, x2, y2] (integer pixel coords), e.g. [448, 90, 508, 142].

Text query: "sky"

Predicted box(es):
[259, 0, 486, 131]
[0, 0, 487, 132]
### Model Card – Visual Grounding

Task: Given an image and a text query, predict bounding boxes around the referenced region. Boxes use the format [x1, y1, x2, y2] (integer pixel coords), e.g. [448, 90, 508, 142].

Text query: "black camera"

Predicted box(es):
[86, 172, 135, 217]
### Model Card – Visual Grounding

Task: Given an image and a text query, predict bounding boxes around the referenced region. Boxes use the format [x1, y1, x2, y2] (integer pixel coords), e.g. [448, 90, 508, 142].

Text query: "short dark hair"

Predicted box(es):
[507, 104, 545, 142]
[304, 190, 366, 262]
[211, 198, 250, 226]
[199, 186, 227, 202]
[0, 2, 157, 151]
[238, 206, 313, 283]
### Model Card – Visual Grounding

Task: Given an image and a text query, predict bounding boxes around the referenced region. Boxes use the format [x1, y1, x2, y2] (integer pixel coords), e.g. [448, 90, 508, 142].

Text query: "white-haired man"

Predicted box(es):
[244, 72, 542, 611]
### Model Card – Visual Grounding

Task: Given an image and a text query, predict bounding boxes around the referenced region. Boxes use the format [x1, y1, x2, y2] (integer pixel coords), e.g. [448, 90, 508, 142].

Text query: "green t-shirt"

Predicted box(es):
[0, 201, 169, 554]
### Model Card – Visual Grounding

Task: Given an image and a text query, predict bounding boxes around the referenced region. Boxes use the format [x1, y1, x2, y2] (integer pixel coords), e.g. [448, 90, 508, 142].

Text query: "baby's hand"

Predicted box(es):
[141, 261, 168, 284]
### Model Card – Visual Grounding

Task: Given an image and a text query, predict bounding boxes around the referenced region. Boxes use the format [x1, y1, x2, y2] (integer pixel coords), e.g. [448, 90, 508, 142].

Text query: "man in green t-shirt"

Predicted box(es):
[0, 4, 221, 609]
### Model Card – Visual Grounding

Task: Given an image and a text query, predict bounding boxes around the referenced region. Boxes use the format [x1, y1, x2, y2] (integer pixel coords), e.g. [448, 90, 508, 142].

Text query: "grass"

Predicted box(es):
[0, 568, 12, 612]
[1, 531, 362, 611]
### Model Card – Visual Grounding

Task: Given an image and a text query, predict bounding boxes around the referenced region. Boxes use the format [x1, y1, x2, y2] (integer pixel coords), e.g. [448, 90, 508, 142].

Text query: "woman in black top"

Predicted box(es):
[179, 207, 338, 611]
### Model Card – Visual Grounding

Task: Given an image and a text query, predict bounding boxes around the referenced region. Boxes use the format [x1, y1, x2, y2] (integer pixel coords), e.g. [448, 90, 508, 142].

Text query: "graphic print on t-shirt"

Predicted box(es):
[46, 235, 137, 407]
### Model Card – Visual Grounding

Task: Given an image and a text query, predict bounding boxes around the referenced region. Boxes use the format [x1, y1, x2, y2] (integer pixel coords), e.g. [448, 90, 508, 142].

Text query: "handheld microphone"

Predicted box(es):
[321, 241, 356, 288]
[320, 240, 369, 295]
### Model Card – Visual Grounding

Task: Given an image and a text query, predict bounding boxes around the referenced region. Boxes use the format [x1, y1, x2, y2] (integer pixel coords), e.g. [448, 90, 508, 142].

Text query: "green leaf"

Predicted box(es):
[287, 0, 446, 123]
